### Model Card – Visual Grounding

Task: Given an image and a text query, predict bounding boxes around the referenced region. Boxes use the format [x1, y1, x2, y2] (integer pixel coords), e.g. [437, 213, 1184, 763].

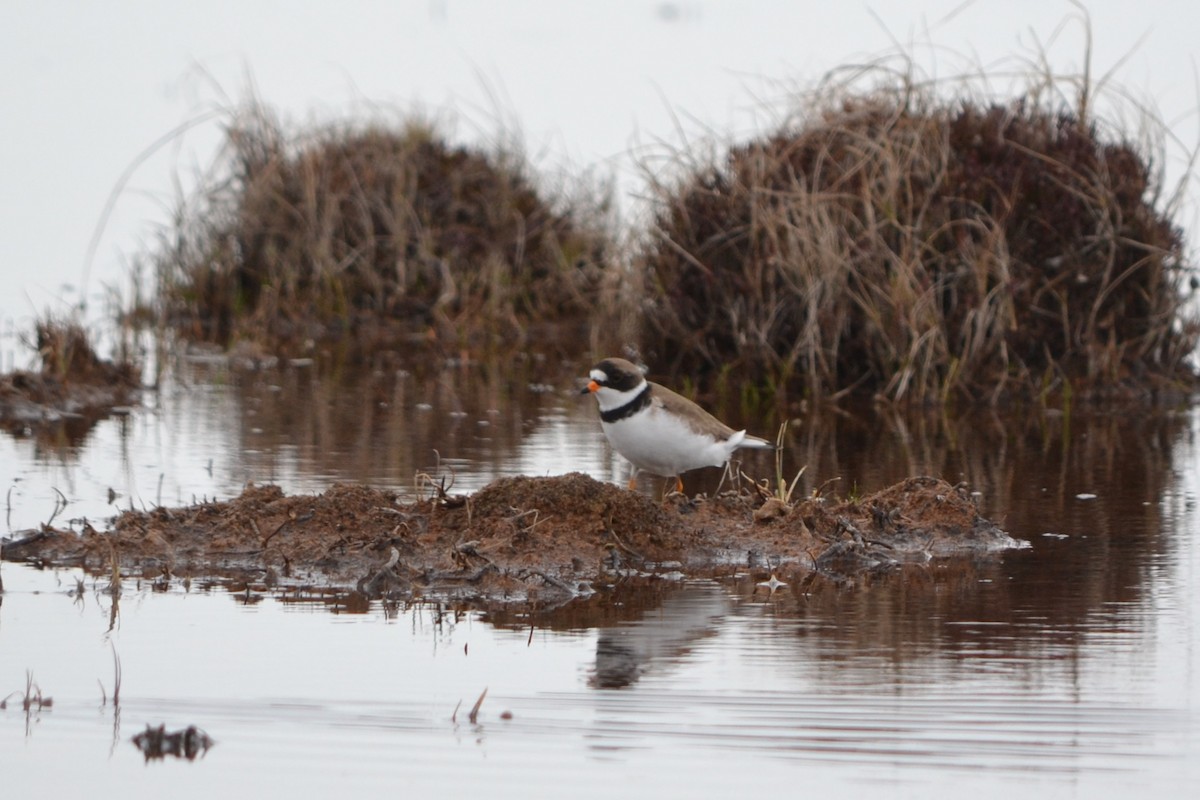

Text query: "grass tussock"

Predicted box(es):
[639, 59, 1199, 405]
[32, 317, 138, 387]
[154, 104, 614, 357]
[0, 316, 139, 437]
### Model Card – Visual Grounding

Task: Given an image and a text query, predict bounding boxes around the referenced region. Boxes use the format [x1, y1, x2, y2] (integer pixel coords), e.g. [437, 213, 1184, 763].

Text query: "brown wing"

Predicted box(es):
[647, 381, 739, 441]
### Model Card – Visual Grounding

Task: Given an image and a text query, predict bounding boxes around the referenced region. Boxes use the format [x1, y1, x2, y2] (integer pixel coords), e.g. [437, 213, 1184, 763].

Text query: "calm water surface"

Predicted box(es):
[3, 360, 1199, 796]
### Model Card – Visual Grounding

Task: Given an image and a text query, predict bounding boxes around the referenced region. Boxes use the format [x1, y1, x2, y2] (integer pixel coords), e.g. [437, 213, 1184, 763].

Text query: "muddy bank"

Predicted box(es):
[0, 320, 139, 434]
[1, 473, 1023, 603]
[0, 370, 137, 431]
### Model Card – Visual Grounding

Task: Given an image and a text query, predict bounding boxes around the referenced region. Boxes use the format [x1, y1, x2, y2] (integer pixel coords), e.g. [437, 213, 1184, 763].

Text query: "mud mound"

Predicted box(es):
[0, 319, 139, 431]
[119, 483, 412, 579]
[790, 476, 1021, 574]
[2, 474, 1022, 604]
[469, 472, 681, 555]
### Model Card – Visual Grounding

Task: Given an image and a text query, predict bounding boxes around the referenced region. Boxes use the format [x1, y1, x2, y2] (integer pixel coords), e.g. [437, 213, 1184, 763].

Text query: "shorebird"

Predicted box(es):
[581, 357, 773, 492]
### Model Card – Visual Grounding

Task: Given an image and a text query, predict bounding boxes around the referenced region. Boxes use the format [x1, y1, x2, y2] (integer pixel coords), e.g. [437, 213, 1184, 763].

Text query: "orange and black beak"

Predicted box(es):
[580, 379, 600, 395]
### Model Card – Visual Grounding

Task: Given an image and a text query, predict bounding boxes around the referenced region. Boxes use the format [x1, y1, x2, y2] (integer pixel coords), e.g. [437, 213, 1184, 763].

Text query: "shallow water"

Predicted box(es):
[3, 361, 1200, 796]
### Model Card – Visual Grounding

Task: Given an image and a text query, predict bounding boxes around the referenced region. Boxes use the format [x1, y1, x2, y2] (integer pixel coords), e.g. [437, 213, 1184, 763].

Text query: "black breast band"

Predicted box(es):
[600, 384, 651, 423]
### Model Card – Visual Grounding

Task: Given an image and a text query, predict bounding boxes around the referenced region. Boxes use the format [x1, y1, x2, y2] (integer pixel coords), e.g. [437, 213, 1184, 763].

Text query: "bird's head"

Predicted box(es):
[581, 357, 646, 398]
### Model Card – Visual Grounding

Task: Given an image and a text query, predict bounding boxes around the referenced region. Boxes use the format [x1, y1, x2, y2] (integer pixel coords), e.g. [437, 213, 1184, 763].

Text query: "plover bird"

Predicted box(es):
[581, 357, 773, 491]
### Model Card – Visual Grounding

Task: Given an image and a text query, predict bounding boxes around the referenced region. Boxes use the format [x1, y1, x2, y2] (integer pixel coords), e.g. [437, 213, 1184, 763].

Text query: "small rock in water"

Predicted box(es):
[1075, 493, 1097, 500]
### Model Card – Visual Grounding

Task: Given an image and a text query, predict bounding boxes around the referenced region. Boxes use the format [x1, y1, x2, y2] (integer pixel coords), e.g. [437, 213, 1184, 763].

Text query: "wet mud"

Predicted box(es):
[0, 370, 137, 431]
[2, 473, 1023, 604]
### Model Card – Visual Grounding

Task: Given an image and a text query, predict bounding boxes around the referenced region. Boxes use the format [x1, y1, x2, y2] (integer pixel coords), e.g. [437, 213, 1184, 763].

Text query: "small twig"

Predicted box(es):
[604, 515, 645, 562]
[359, 548, 405, 596]
[468, 688, 488, 724]
[524, 570, 577, 595]
[416, 450, 457, 503]
[382, 547, 400, 570]
[111, 642, 122, 708]
[714, 462, 732, 496]
[261, 517, 289, 546]
[813, 477, 842, 498]
[507, 508, 552, 533]
[45, 487, 68, 528]
[107, 539, 122, 596]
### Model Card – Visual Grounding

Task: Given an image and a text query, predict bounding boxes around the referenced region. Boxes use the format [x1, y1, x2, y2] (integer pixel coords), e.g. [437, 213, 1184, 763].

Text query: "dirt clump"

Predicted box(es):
[1, 473, 1022, 604]
[0, 319, 139, 432]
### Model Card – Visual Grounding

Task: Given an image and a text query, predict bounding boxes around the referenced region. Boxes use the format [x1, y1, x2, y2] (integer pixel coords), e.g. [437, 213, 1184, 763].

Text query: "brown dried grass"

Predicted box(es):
[154, 103, 615, 358]
[638, 57, 1198, 405]
[32, 317, 138, 387]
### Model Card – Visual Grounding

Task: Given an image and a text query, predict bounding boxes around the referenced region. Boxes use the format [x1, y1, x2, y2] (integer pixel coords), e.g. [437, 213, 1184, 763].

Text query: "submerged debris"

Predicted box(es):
[132, 724, 214, 761]
[0, 671, 53, 712]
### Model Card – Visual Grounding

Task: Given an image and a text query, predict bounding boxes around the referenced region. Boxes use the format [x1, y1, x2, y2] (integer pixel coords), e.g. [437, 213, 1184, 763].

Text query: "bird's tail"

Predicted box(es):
[732, 431, 775, 451]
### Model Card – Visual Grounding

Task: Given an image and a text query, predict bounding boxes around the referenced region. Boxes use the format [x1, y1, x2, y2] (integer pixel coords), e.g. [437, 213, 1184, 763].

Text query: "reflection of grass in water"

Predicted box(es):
[451, 687, 489, 725]
[98, 642, 122, 710]
[0, 670, 53, 713]
[223, 355, 566, 498]
[104, 538, 122, 633]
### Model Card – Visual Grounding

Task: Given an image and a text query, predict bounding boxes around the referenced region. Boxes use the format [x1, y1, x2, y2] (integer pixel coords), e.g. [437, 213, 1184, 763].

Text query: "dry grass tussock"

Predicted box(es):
[0, 316, 139, 435]
[640, 57, 1199, 405]
[153, 104, 616, 358]
[30, 317, 138, 387]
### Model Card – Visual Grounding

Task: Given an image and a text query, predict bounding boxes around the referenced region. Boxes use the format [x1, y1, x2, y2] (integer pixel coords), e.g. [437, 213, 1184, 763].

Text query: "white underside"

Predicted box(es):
[590, 380, 770, 477]
[601, 403, 744, 477]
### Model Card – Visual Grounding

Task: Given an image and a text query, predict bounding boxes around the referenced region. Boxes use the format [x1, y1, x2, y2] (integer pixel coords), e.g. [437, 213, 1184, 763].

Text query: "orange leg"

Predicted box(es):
[626, 465, 640, 491]
[675, 476, 684, 494]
